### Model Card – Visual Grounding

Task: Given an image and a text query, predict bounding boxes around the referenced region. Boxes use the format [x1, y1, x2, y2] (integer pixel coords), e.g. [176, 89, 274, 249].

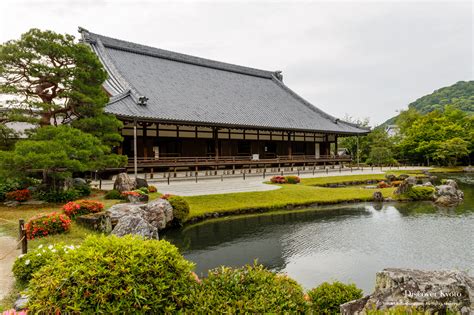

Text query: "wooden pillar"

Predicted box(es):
[213, 127, 219, 160]
[287, 132, 292, 158]
[334, 135, 338, 157]
[143, 124, 148, 159]
[133, 119, 138, 179]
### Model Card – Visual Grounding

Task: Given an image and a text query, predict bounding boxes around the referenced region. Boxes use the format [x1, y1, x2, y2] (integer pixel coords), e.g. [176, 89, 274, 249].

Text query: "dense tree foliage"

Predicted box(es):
[382, 80, 473, 126]
[0, 28, 123, 146]
[340, 104, 473, 166]
[0, 124, 18, 150]
[408, 81, 474, 114]
[0, 126, 126, 189]
[396, 107, 473, 166]
[339, 117, 396, 165]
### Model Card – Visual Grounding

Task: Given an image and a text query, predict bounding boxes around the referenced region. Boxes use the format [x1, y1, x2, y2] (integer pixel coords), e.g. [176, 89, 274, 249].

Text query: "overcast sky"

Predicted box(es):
[1, 0, 472, 126]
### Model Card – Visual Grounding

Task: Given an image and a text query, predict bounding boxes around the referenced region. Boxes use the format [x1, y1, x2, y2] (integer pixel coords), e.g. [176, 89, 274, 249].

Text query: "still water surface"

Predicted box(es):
[163, 174, 474, 293]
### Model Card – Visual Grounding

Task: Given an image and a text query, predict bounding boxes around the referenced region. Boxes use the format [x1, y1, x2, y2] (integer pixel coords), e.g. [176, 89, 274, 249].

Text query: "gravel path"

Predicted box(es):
[0, 235, 19, 301]
[93, 166, 429, 196]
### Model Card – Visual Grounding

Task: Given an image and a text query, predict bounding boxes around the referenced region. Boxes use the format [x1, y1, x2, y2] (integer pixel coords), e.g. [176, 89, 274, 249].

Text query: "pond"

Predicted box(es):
[163, 173, 474, 293]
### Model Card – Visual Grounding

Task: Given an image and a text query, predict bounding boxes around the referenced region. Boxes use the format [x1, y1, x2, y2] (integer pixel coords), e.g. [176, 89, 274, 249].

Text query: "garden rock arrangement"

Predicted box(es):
[341, 268, 474, 314]
[434, 179, 464, 207]
[107, 198, 173, 239]
[113, 173, 149, 193]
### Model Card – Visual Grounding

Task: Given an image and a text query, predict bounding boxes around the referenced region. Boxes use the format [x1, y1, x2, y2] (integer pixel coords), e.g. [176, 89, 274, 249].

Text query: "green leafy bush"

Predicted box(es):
[189, 264, 307, 313]
[104, 189, 125, 200]
[403, 186, 435, 200]
[307, 281, 363, 314]
[137, 187, 149, 194]
[74, 184, 91, 197]
[27, 235, 196, 314]
[168, 195, 190, 223]
[12, 243, 76, 286]
[34, 189, 79, 203]
[285, 175, 301, 184]
[0, 178, 23, 201]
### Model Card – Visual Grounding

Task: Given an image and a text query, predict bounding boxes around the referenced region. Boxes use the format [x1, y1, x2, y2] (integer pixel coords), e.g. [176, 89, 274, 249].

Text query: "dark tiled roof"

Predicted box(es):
[79, 27, 369, 135]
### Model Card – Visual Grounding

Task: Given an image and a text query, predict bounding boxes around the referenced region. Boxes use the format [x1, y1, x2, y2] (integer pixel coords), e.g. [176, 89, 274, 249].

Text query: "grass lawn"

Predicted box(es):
[0, 192, 161, 249]
[184, 184, 395, 219]
[428, 166, 466, 173]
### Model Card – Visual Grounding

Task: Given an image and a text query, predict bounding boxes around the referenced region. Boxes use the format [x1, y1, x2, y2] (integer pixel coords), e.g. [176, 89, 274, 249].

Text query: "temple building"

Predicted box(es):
[79, 28, 369, 172]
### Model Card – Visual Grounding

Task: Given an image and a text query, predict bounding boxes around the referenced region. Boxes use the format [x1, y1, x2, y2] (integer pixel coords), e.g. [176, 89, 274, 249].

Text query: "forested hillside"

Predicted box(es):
[382, 80, 473, 126]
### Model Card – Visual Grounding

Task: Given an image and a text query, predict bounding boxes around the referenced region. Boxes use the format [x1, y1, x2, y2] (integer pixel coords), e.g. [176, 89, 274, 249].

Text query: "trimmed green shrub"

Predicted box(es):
[189, 264, 307, 313]
[307, 281, 363, 314]
[137, 187, 149, 194]
[74, 184, 91, 197]
[168, 195, 190, 223]
[12, 243, 76, 286]
[104, 189, 125, 200]
[27, 235, 196, 314]
[34, 189, 79, 203]
[403, 186, 435, 201]
[285, 175, 301, 184]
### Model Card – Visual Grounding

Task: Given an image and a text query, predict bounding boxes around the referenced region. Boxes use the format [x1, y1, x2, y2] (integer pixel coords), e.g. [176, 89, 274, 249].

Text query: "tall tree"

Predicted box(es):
[0, 28, 122, 146]
[396, 107, 472, 165]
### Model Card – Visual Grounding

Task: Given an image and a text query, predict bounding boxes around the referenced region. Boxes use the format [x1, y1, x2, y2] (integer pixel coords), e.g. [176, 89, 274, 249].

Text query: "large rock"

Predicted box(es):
[113, 173, 136, 192]
[135, 178, 149, 189]
[14, 293, 29, 311]
[107, 203, 144, 225]
[73, 177, 87, 186]
[111, 214, 158, 239]
[77, 212, 112, 233]
[394, 176, 417, 195]
[106, 199, 174, 237]
[145, 199, 174, 230]
[341, 268, 474, 314]
[373, 191, 384, 202]
[385, 174, 397, 182]
[434, 179, 464, 207]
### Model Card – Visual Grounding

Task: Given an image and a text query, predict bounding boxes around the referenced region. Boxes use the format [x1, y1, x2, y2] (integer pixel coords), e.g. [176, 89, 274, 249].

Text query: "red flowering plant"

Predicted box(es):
[62, 200, 104, 218]
[5, 189, 31, 202]
[121, 191, 141, 197]
[377, 181, 391, 189]
[25, 212, 71, 240]
[270, 176, 287, 184]
[160, 193, 172, 200]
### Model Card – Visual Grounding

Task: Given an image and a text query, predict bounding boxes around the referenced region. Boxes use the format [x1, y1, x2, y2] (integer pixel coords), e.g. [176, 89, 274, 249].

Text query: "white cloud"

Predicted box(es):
[0, 0, 472, 126]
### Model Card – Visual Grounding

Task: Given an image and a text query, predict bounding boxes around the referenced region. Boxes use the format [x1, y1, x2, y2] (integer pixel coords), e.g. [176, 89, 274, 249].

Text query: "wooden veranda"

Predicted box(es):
[126, 154, 353, 173]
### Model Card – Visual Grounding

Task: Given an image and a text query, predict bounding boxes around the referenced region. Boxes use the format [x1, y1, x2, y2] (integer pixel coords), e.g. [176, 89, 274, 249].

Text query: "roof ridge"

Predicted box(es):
[79, 28, 277, 79]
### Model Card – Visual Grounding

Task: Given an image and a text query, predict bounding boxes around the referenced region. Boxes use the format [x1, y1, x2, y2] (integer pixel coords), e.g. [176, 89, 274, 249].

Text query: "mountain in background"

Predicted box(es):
[381, 80, 474, 126]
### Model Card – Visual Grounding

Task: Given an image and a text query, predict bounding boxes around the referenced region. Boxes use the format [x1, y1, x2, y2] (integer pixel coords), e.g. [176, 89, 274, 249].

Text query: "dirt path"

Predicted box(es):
[0, 235, 19, 301]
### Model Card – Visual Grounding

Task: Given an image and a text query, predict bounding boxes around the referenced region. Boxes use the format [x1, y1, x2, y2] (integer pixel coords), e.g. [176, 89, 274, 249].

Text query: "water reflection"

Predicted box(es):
[163, 174, 474, 293]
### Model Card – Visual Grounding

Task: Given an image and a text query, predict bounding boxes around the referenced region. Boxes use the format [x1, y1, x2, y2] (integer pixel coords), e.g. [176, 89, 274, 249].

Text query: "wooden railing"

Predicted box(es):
[127, 154, 352, 168]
